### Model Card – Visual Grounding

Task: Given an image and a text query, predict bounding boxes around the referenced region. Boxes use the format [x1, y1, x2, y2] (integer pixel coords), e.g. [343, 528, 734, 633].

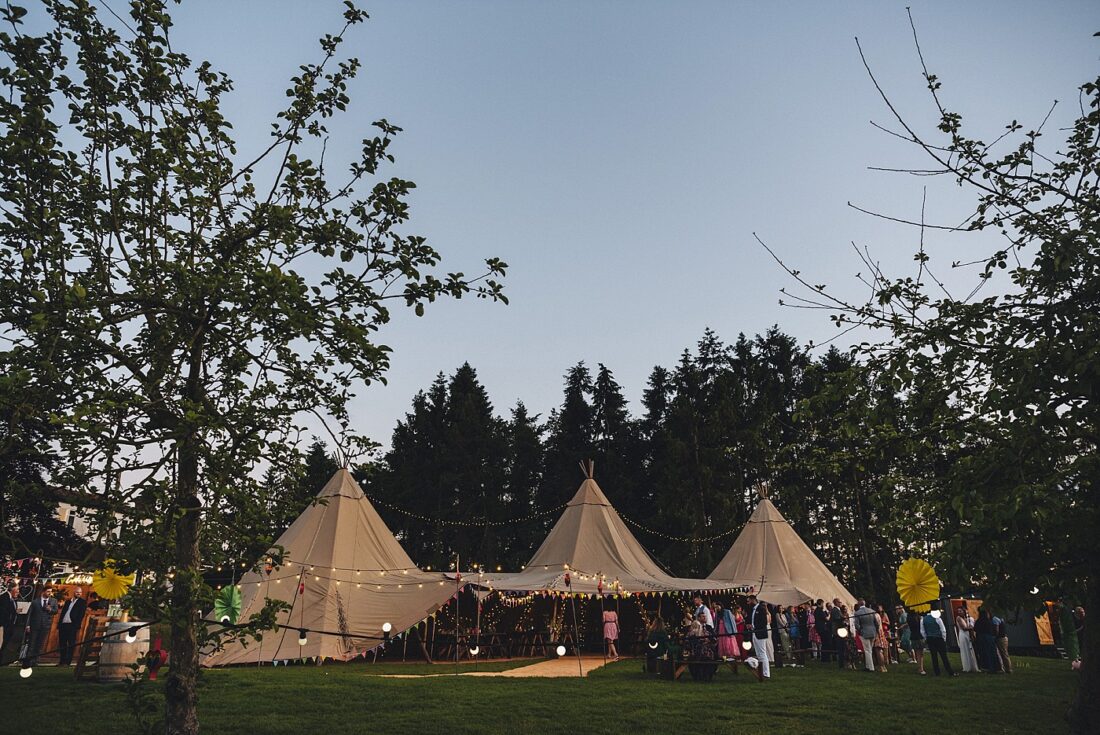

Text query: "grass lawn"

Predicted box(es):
[0, 654, 1077, 734]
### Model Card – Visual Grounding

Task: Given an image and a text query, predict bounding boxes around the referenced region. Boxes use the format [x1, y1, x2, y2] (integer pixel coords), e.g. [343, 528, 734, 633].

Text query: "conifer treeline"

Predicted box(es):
[344, 327, 952, 603]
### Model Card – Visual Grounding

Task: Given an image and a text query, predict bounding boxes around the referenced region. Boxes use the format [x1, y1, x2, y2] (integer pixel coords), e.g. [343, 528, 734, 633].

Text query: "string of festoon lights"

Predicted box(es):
[616, 514, 740, 543]
[364, 494, 566, 527]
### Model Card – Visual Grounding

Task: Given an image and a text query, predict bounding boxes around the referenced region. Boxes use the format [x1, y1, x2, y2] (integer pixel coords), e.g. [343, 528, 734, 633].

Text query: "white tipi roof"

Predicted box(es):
[203, 469, 455, 665]
[707, 493, 855, 607]
[485, 466, 714, 594]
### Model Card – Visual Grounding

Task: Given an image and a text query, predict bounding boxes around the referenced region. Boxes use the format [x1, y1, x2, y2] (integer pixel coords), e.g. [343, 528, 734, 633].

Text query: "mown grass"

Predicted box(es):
[0, 654, 1076, 734]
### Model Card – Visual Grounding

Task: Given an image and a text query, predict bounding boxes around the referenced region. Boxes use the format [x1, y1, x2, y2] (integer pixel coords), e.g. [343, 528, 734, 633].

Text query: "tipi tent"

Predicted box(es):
[707, 489, 855, 607]
[203, 469, 455, 665]
[483, 464, 715, 595]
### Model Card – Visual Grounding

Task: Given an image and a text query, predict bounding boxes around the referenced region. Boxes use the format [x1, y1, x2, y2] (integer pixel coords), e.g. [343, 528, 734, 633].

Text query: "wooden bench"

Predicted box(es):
[661, 657, 763, 683]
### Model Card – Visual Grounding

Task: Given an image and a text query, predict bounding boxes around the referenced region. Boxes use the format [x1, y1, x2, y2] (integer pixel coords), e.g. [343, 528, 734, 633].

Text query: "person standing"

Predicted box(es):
[922, 610, 956, 677]
[715, 603, 741, 660]
[908, 609, 927, 675]
[974, 608, 1000, 672]
[57, 586, 87, 666]
[693, 595, 713, 629]
[873, 604, 891, 672]
[23, 584, 58, 667]
[830, 598, 848, 669]
[955, 603, 980, 673]
[798, 604, 811, 656]
[814, 600, 831, 663]
[854, 599, 878, 672]
[748, 595, 771, 679]
[991, 612, 1013, 674]
[602, 607, 619, 660]
[897, 605, 913, 662]
[0, 580, 19, 662]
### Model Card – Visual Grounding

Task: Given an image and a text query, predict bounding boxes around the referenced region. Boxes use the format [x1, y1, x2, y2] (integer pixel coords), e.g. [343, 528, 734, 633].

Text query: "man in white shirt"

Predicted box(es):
[692, 595, 713, 628]
[747, 594, 771, 679]
[58, 586, 87, 666]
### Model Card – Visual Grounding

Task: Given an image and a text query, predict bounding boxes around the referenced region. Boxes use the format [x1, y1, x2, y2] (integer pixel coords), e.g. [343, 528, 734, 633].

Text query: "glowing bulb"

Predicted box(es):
[930, 610, 942, 619]
[125, 629, 137, 644]
[648, 642, 659, 650]
[298, 629, 308, 646]
[836, 627, 849, 639]
[20, 666, 32, 679]
[469, 645, 480, 656]
[743, 639, 752, 650]
[220, 615, 230, 624]
[1030, 586, 1039, 595]
[382, 622, 392, 633]
[556, 645, 566, 657]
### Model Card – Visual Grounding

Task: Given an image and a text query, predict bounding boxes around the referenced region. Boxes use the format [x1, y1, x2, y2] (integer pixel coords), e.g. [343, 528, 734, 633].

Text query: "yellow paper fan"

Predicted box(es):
[896, 557, 939, 613]
[92, 561, 135, 600]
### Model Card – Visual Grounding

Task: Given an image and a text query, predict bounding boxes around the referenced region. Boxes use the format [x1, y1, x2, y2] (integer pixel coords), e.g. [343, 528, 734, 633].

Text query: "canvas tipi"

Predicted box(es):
[707, 487, 854, 607]
[484, 463, 715, 595]
[203, 469, 455, 665]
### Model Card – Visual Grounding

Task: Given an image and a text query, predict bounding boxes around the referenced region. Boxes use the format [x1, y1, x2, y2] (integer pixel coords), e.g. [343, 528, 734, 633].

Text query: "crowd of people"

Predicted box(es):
[643, 594, 1043, 682]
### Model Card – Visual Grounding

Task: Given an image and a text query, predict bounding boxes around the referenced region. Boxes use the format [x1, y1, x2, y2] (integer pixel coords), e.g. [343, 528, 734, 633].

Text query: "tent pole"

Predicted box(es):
[455, 552, 461, 677]
[568, 591, 583, 677]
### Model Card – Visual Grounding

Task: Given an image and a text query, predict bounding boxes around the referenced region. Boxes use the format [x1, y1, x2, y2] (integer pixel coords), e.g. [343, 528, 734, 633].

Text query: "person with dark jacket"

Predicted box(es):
[830, 598, 847, 669]
[748, 595, 772, 679]
[814, 600, 832, 663]
[58, 586, 87, 666]
[24, 584, 58, 667]
[1, 580, 20, 661]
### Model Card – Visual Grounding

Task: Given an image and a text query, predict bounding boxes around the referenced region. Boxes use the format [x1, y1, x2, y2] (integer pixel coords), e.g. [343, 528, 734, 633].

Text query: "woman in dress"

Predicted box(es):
[955, 603, 980, 673]
[602, 607, 619, 660]
[777, 606, 793, 663]
[714, 602, 741, 660]
[873, 604, 890, 672]
[896, 605, 913, 662]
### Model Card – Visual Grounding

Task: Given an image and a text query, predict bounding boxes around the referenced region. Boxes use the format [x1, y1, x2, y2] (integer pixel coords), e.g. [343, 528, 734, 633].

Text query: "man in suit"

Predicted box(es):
[830, 597, 848, 669]
[814, 599, 832, 663]
[0, 580, 20, 662]
[24, 584, 58, 667]
[57, 586, 87, 666]
[747, 594, 771, 679]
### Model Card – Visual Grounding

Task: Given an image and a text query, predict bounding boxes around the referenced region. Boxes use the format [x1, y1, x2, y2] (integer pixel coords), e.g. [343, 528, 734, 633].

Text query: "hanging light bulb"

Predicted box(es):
[125, 628, 137, 644]
[742, 638, 753, 650]
[469, 645, 480, 656]
[1030, 586, 1040, 595]
[555, 644, 566, 657]
[382, 621, 392, 642]
[20, 666, 33, 679]
[220, 615, 231, 624]
[298, 629, 308, 646]
[836, 627, 849, 639]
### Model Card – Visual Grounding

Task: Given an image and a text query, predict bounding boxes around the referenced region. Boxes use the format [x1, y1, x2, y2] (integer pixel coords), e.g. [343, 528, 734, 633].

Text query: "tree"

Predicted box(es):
[0, 2, 505, 732]
[762, 17, 1099, 730]
[541, 362, 595, 506]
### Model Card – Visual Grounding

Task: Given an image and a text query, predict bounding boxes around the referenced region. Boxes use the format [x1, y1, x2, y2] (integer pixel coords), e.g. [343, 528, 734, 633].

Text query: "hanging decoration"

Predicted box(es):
[214, 585, 242, 624]
[92, 561, 135, 600]
[896, 557, 940, 613]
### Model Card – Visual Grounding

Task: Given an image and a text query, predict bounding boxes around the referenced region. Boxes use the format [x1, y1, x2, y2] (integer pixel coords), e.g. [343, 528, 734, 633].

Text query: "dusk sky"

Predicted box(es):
[164, 1, 1097, 451]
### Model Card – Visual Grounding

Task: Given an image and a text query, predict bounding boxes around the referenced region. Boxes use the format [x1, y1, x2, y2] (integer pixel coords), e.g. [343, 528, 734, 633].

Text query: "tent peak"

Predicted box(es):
[578, 459, 594, 480]
[316, 467, 365, 499]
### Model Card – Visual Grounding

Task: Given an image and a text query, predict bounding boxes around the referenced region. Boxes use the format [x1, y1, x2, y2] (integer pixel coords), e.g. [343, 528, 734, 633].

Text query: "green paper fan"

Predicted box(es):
[214, 585, 242, 624]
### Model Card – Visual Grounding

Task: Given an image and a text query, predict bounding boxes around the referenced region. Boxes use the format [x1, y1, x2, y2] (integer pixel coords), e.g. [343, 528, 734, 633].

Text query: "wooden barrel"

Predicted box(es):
[98, 622, 149, 683]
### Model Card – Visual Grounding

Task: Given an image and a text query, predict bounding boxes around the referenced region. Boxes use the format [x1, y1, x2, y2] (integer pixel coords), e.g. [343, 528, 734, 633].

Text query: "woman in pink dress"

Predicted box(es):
[714, 603, 742, 659]
[602, 608, 619, 659]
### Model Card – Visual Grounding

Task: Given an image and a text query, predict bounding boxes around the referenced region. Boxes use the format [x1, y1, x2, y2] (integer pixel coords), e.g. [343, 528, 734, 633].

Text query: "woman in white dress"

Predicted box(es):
[955, 605, 980, 672]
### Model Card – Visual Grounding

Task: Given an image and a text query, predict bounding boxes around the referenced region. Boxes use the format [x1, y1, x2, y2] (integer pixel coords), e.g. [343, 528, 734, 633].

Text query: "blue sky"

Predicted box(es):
[135, 1, 1100, 448]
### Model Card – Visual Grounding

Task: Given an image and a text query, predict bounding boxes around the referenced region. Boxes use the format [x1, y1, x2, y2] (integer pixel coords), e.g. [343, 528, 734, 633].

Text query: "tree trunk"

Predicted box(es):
[1069, 571, 1099, 734]
[165, 341, 205, 735]
[165, 432, 203, 735]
